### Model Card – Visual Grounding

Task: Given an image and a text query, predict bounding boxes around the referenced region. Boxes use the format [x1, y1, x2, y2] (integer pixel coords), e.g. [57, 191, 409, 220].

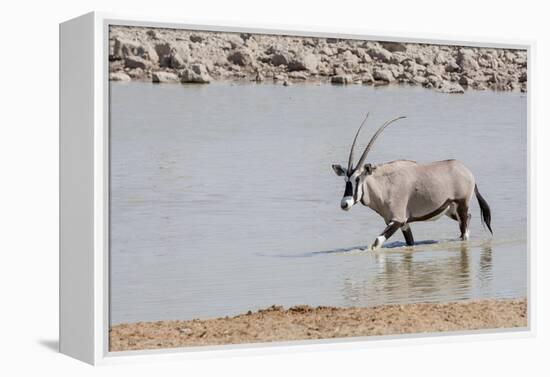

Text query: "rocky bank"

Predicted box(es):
[109, 26, 527, 93]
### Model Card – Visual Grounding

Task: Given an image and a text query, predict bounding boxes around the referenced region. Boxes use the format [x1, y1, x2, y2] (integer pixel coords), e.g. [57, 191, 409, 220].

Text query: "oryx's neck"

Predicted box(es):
[361, 175, 387, 215]
[356, 174, 374, 207]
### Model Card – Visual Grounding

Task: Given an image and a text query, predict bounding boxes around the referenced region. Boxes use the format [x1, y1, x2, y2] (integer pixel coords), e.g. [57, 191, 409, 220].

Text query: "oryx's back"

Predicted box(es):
[374, 159, 474, 196]
[413, 159, 475, 198]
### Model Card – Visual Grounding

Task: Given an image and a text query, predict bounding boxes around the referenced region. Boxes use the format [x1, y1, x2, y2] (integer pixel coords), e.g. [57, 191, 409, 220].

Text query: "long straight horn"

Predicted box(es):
[355, 116, 407, 169]
[347, 112, 370, 171]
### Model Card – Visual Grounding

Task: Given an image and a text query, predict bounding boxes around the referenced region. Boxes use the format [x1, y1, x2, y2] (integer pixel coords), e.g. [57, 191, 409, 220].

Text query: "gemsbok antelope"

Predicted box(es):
[332, 114, 493, 250]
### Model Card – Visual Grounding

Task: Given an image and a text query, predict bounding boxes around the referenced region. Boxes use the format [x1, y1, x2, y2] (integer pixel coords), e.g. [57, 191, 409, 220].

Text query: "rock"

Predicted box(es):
[146, 30, 158, 40]
[110, 59, 124, 72]
[227, 48, 253, 66]
[486, 72, 499, 84]
[433, 51, 450, 65]
[437, 81, 465, 94]
[426, 74, 443, 86]
[254, 72, 265, 82]
[155, 42, 173, 63]
[170, 53, 186, 69]
[519, 71, 527, 83]
[403, 60, 425, 75]
[352, 48, 372, 63]
[245, 37, 258, 50]
[109, 71, 131, 81]
[112, 37, 141, 59]
[412, 75, 428, 85]
[449, 72, 461, 82]
[423, 82, 434, 89]
[425, 65, 444, 76]
[380, 42, 407, 53]
[124, 56, 152, 70]
[173, 44, 191, 63]
[445, 61, 460, 72]
[152, 71, 179, 83]
[390, 52, 407, 65]
[503, 51, 516, 63]
[283, 80, 292, 86]
[390, 65, 404, 78]
[456, 48, 480, 72]
[180, 64, 211, 83]
[317, 65, 332, 76]
[302, 38, 317, 48]
[126, 68, 147, 80]
[270, 51, 292, 67]
[154, 43, 189, 68]
[516, 51, 527, 67]
[330, 75, 353, 84]
[372, 68, 395, 82]
[367, 46, 393, 63]
[509, 82, 520, 91]
[361, 72, 374, 84]
[158, 44, 180, 68]
[189, 34, 203, 43]
[203, 59, 215, 73]
[396, 71, 410, 82]
[415, 53, 432, 66]
[145, 45, 159, 64]
[288, 71, 309, 80]
[341, 50, 359, 64]
[225, 34, 244, 49]
[356, 64, 371, 74]
[320, 46, 335, 56]
[478, 54, 496, 68]
[521, 82, 527, 92]
[288, 52, 319, 72]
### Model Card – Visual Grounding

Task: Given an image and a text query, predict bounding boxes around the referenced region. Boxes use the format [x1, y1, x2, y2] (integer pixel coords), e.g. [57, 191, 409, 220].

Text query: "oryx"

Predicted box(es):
[332, 114, 493, 250]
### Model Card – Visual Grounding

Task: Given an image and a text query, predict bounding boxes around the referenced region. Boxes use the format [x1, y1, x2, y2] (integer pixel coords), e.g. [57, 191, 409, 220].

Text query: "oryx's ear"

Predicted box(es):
[364, 163, 376, 175]
[332, 164, 346, 176]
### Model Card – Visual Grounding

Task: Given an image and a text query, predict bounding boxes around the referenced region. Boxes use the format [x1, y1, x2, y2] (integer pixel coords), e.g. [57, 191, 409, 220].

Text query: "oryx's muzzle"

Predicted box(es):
[341, 196, 354, 210]
[341, 181, 354, 210]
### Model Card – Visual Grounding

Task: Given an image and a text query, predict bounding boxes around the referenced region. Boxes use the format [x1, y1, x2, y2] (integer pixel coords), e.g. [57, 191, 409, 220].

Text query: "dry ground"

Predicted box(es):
[110, 298, 527, 352]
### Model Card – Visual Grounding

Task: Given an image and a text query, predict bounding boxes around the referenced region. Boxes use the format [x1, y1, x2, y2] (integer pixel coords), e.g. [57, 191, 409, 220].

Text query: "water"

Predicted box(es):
[109, 81, 527, 325]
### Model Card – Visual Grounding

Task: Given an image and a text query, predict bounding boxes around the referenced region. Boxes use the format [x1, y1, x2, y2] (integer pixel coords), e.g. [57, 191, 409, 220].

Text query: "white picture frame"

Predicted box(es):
[59, 11, 535, 365]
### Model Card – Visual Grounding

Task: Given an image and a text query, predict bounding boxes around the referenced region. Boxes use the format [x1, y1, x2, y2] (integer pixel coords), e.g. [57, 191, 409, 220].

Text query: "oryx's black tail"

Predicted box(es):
[474, 184, 493, 235]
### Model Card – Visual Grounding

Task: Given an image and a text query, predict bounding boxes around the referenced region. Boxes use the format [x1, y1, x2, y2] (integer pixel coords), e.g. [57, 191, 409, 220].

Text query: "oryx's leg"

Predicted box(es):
[371, 221, 402, 250]
[457, 201, 471, 241]
[446, 202, 459, 221]
[401, 223, 414, 246]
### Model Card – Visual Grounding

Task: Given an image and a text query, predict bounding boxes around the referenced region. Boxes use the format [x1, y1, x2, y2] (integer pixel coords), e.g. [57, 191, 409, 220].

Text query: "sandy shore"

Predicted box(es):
[110, 298, 527, 352]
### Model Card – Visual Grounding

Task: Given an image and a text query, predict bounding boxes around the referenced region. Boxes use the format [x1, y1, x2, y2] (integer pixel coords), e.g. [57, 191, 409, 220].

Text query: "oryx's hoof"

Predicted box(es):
[460, 230, 470, 241]
[371, 236, 386, 251]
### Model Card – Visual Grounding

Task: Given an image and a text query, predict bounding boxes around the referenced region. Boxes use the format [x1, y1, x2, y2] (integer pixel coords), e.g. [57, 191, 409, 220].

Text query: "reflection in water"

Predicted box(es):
[478, 241, 494, 291]
[341, 241, 495, 307]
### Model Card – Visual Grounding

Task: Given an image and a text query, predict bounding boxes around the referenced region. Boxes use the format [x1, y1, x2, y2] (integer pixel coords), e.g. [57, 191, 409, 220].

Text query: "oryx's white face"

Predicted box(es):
[332, 165, 365, 211]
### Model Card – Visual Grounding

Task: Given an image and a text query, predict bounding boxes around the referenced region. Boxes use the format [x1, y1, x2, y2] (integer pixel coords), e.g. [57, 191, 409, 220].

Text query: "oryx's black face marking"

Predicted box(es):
[344, 180, 353, 197]
[332, 164, 362, 211]
[341, 174, 357, 211]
